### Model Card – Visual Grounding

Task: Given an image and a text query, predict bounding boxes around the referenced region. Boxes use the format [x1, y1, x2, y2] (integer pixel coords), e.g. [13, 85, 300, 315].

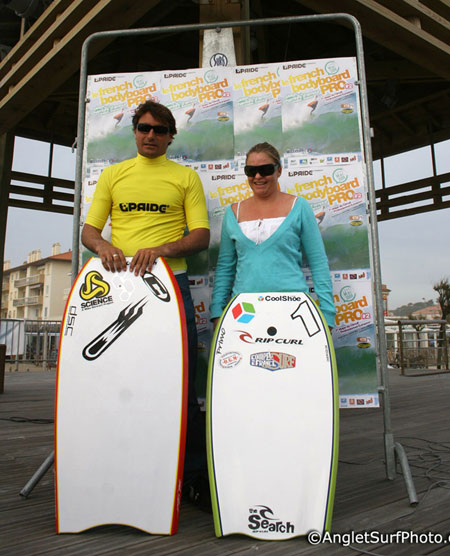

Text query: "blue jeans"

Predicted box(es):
[175, 273, 206, 478]
[175, 273, 198, 405]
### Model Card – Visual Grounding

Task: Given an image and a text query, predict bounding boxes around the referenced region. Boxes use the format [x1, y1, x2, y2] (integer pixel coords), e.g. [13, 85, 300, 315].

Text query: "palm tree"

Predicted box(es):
[433, 278, 450, 369]
[407, 314, 425, 367]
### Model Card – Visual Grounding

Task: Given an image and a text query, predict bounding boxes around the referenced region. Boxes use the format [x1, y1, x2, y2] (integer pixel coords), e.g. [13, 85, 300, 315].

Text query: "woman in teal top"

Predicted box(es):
[210, 142, 335, 329]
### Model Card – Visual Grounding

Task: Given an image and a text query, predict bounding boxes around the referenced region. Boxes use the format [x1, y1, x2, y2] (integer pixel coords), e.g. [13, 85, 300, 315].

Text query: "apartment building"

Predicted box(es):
[1, 243, 71, 321]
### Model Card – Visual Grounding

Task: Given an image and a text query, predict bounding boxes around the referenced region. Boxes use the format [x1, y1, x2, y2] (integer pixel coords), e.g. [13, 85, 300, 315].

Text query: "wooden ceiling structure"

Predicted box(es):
[0, 0, 449, 223]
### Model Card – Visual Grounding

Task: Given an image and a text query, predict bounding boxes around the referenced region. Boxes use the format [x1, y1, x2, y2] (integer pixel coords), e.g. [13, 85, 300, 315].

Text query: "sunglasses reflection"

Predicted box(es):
[244, 164, 279, 178]
[136, 123, 170, 135]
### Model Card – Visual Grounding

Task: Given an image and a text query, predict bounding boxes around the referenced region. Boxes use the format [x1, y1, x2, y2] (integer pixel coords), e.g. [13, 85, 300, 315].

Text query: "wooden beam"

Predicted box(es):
[11, 171, 74, 190]
[372, 121, 393, 143]
[375, 171, 450, 221]
[418, 103, 441, 131]
[0, 0, 75, 81]
[9, 184, 74, 203]
[7, 199, 73, 214]
[199, 0, 247, 65]
[294, 0, 450, 79]
[372, 126, 450, 160]
[252, 0, 268, 64]
[371, 88, 450, 123]
[364, 59, 441, 83]
[378, 184, 450, 209]
[373, 0, 450, 43]
[391, 112, 416, 136]
[0, 133, 15, 315]
[377, 200, 450, 220]
[0, 0, 95, 92]
[419, 0, 450, 20]
[0, 0, 161, 135]
[8, 169, 75, 215]
[371, 88, 450, 158]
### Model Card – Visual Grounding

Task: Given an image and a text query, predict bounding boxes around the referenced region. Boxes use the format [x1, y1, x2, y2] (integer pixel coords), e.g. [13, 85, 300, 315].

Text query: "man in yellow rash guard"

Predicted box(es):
[82, 100, 210, 505]
[84, 149, 208, 272]
[82, 102, 209, 274]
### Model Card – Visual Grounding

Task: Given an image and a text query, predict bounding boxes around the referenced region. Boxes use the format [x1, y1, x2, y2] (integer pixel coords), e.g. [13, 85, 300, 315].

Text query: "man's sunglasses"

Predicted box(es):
[244, 163, 279, 178]
[136, 123, 170, 135]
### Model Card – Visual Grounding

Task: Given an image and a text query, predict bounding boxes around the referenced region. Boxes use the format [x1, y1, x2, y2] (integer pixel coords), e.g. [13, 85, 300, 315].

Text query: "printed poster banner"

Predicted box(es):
[279, 57, 363, 157]
[85, 72, 161, 164]
[81, 58, 379, 408]
[201, 170, 252, 272]
[81, 71, 163, 260]
[232, 63, 282, 161]
[282, 165, 371, 272]
[160, 67, 234, 163]
[189, 277, 213, 409]
[305, 271, 378, 408]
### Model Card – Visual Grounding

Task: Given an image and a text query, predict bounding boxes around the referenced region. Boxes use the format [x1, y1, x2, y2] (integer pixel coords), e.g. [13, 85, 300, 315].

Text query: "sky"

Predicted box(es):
[4, 136, 450, 311]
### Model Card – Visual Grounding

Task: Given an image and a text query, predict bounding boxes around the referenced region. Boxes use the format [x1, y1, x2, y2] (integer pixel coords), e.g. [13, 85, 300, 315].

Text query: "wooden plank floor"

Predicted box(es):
[1, 368, 450, 555]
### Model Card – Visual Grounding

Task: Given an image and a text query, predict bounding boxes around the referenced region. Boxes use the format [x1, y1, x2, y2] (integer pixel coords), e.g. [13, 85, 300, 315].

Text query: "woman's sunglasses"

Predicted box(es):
[136, 123, 170, 135]
[244, 163, 279, 178]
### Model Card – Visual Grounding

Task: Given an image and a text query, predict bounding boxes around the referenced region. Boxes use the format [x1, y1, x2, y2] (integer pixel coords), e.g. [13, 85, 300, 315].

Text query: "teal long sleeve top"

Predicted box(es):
[210, 197, 336, 328]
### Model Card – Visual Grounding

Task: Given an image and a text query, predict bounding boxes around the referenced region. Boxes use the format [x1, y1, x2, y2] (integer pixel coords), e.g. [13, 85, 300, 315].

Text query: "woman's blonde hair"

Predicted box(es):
[246, 142, 281, 167]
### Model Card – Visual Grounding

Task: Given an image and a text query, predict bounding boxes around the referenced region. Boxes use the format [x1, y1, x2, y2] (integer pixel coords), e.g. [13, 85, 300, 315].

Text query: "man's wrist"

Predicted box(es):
[93, 238, 113, 255]
[153, 243, 170, 259]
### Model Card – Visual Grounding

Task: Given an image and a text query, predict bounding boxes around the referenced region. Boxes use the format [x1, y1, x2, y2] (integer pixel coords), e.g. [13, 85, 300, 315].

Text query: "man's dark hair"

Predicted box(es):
[132, 101, 177, 135]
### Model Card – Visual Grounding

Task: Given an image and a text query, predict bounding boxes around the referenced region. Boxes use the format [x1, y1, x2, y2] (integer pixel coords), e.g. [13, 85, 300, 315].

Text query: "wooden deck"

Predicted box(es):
[2, 368, 450, 555]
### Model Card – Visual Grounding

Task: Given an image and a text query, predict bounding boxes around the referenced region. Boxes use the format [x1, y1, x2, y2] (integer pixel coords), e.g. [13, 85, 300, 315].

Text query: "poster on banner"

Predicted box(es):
[189, 277, 213, 407]
[286, 162, 377, 406]
[85, 72, 161, 164]
[304, 272, 377, 407]
[159, 68, 234, 163]
[79, 57, 379, 409]
[284, 163, 365, 214]
[282, 164, 371, 271]
[80, 71, 162, 265]
[332, 275, 378, 407]
[201, 170, 252, 272]
[322, 203, 370, 273]
[280, 58, 362, 157]
[232, 63, 282, 160]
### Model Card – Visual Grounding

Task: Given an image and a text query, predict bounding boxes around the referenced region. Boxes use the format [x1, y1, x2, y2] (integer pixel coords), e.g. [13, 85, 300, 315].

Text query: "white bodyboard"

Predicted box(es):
[55, 257, 187, 534]
[207, 292, 339, 540]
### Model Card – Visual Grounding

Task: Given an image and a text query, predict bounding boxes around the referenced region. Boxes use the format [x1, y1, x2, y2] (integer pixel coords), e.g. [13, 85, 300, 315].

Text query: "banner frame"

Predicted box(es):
[21, 14, 414, 500]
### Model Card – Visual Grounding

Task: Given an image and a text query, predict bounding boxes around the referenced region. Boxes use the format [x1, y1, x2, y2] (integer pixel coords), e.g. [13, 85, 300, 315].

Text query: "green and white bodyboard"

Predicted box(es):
[207, 292, 339, 540]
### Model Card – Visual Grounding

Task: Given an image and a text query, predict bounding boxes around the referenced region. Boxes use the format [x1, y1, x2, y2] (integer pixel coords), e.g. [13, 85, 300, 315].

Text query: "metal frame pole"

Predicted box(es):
[20, 450, 55, 498]
[26, 12, 414, 502]
[71, 13, 362, 280]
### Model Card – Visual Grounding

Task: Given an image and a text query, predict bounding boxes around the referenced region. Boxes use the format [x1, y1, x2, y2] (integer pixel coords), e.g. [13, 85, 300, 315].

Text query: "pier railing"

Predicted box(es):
[385, 319, 449, 375]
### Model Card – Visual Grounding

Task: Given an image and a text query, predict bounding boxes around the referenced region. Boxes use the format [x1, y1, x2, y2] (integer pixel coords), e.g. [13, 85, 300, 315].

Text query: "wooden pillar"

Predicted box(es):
[198, 0, 250, 66]
[0, 133, 15, 316]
